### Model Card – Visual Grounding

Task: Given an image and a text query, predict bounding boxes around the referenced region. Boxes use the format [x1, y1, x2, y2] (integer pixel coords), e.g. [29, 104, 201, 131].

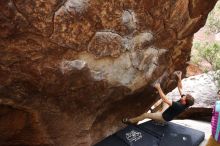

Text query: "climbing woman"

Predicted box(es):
[122, 71, 195, 124]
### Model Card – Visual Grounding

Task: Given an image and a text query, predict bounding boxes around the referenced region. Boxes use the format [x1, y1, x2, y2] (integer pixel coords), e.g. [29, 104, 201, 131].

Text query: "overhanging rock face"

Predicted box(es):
[0, 0, 217, 146]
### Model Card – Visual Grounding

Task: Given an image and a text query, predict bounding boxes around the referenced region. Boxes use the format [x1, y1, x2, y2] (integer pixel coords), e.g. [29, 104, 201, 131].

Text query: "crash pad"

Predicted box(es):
[94, 120, 205, 146]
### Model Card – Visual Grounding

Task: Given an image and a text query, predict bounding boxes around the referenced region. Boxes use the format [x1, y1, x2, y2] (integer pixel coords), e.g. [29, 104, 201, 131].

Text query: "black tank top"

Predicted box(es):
[162, 101, 187, 121]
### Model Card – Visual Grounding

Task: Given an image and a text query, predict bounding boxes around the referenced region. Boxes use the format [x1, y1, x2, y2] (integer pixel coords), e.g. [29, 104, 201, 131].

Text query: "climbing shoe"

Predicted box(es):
[122, 118, 131, 125]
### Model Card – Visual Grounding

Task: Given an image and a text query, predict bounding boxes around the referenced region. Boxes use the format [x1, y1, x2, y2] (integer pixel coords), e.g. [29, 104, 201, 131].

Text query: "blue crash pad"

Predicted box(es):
[159, 133, 192, 146]
[94, 120, 205, 146]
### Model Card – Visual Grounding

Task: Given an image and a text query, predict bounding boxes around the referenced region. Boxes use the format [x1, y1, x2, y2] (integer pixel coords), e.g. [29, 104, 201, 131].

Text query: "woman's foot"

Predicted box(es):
[122, 118, 138, 125]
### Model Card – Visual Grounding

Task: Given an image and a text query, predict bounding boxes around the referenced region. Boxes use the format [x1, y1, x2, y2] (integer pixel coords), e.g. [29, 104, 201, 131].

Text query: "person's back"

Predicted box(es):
[162, 94, 194, 121]
[162, 101, 187, 121]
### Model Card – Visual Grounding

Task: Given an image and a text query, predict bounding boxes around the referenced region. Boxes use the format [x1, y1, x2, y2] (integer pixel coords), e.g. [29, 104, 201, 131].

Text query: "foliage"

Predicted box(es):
[191, 41, 220, 87]
[206, 1, 220, 34]
[198, 42, 220, 70]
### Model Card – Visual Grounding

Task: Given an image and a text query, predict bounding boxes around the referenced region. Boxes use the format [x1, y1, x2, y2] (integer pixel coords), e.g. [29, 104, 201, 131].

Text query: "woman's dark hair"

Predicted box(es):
[181, 94, 186, 97]
[185, 94, 194, 106]
[218, 90, 220, 95]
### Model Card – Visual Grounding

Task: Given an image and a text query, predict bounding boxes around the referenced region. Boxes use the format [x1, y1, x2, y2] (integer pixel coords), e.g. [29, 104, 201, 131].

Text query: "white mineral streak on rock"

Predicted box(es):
[133, 32, 153, 45]
[95, 31, 122, 40]
[122, 10, 137, 30]
[167, 71, 219, 107]
[78, 52, 136, 86]
[136, 47, 163, 69]
[76, 47, 167, 90]
[76, 28, 166, 90]
[130, 51, 139, 68]
[122, 36, 134, 51]
[158, 48, 168, 55]
[90, 70, 106, 81]
[122, 32, 153, 51]
[74, 28, 167, 90]
[142, 47, 167, 79]
[60, 60, 87, 74]
[64, 0, 89, 13]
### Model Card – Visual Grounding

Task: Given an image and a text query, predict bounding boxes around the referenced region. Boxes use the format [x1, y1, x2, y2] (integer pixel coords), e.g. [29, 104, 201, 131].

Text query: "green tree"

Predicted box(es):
[198, 42, 220, 70]
[192, 42, 220, 87]
[206, 1, 220, 34]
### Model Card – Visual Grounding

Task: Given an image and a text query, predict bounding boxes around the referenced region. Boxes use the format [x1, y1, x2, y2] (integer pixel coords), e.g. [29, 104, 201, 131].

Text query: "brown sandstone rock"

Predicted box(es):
[0, 0, 218, 145]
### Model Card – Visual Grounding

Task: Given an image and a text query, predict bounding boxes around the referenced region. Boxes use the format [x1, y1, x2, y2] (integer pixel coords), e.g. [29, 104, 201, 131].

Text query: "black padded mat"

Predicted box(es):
[159, 133, 192, 146]
[95, 135, 127, 146]
[116, 125, 160, 146]
[139, 120, 204, 146]
[94, 120, 205, 146]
